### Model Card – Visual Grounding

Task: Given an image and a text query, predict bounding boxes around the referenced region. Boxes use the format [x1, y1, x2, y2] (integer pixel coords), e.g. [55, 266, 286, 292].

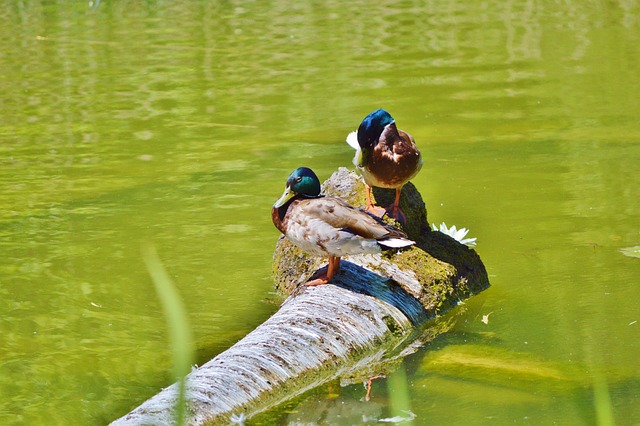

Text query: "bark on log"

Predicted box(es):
[111, 167, 490, 425]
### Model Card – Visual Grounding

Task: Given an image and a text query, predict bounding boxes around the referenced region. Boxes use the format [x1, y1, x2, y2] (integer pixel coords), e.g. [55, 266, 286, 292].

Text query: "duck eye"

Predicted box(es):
[296, 177, 302, 183]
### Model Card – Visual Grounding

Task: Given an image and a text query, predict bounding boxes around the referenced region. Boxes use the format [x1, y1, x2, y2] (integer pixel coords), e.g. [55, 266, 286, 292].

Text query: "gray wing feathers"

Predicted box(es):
[299, 197, 408, 241]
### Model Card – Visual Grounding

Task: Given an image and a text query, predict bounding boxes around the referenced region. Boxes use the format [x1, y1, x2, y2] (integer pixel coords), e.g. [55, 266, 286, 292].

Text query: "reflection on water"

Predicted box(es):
[1, 0, 639, 424]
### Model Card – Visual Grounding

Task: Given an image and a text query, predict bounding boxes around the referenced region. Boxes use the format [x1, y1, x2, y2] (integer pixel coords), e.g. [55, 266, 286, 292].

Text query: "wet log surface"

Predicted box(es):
[111, 168, 490, 425]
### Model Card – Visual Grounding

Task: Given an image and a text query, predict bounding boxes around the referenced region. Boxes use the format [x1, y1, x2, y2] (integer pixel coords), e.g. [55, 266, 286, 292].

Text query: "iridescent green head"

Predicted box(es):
[274, 167, 322, 208]
[357, 108, 395, 151]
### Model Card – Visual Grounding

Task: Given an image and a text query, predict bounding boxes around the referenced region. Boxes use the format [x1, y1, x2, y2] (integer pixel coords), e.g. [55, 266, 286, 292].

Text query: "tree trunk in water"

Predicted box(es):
[111, 168, 490, 425]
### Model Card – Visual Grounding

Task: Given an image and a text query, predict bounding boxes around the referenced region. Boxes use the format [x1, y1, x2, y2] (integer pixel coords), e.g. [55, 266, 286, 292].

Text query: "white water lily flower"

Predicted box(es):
[432, 222, 477, 248]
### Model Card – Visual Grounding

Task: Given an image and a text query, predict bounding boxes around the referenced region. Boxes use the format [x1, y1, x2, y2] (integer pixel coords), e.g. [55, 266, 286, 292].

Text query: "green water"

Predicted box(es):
[1, 1, 639, 424]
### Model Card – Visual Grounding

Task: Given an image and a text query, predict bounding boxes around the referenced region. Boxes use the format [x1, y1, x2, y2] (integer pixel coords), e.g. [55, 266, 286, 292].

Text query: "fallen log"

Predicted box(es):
[111, 167, 490, 425]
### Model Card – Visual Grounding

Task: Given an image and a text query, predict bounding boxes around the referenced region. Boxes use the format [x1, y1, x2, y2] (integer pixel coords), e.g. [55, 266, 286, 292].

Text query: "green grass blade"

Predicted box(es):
[142, 243, 195, 426]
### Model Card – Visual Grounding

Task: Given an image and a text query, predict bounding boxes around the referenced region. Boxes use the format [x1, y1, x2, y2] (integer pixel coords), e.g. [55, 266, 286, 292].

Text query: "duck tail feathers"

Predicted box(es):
[379, 237, 415, 249]
[346, 131, 359, 150]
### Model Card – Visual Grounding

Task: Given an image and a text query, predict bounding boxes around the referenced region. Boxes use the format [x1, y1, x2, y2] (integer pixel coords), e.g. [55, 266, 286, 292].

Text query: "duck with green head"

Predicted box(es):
[272, 167, 415, 286]
[346, 108, 423, 224]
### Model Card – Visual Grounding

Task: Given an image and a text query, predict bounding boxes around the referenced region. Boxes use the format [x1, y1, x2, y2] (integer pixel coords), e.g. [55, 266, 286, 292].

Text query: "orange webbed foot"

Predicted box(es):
[365, 204, 387, 218]
[305, 276, 330, 286]
[364, 184, 387, 218]
[306, 256, 341, 286]
[385, 204, 406, 225]
[385, 188, 406, 224]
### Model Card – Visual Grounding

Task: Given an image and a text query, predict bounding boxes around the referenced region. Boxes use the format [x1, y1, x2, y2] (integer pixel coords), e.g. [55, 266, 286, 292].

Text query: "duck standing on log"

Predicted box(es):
[346, 108, 423, 224]
[272, 167, 415, 286]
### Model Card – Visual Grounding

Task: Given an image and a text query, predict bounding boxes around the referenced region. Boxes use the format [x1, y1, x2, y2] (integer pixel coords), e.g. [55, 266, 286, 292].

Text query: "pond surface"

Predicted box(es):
[1, 1, 639, 424]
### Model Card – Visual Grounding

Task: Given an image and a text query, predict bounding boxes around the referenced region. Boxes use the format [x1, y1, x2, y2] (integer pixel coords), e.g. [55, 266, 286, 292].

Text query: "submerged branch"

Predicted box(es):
[111, 168, 490, 425]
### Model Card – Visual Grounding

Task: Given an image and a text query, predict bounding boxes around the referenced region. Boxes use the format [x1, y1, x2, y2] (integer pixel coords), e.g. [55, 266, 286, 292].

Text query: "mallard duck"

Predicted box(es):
[272, 167, 415, 286]
[346, 108, 423, 224]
